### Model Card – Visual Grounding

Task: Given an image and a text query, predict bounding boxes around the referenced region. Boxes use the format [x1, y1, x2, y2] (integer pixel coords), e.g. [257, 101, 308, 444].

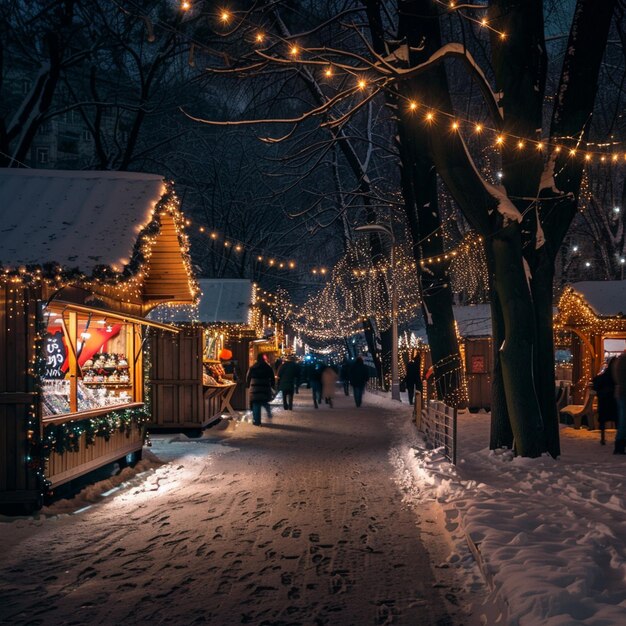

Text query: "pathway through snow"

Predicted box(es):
[0, 391, 479, 625]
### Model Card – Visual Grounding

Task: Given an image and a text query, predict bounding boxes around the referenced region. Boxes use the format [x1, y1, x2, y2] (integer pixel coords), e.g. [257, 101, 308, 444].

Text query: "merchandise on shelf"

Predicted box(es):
[81, 352, 131, 385]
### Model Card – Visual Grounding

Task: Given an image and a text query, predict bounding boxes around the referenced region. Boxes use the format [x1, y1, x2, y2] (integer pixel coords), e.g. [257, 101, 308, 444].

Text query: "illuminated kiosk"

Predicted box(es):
[148, 279, 264, 428]
[413, 304, 492, 411]
[555, 281, 626, 404]
[0, 169, 196, 513]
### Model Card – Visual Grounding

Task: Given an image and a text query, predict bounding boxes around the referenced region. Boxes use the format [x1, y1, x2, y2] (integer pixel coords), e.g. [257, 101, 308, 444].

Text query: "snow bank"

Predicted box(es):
[393, 407, 626, 625]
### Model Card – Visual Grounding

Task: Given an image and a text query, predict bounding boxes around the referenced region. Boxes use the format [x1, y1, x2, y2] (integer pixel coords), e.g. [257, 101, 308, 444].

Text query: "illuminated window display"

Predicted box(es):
[41, 306, 140, 418]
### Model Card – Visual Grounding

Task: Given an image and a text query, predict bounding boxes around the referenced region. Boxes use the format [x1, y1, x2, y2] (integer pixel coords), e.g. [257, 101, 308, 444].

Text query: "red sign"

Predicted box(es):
[471, 355, 486, 374]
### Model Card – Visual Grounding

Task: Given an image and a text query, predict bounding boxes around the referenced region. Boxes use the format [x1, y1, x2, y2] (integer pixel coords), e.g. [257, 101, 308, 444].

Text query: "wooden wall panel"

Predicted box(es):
[46, 427, 144, 487]
[465, 338, 492, 411]
[0, 285, 41, 510]
[149, 327, 205, 428]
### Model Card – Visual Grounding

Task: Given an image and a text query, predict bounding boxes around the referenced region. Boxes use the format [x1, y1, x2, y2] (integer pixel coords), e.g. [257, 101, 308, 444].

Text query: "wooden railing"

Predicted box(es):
[417, 400, 457, 465]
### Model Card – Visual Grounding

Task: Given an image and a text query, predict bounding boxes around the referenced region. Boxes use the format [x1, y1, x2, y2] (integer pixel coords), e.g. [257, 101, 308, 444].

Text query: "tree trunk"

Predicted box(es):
[530, 247, 560, 458]
[491, 223, 544, 457]
[394, 0, 465, 405]
[485, 248, 513, 449]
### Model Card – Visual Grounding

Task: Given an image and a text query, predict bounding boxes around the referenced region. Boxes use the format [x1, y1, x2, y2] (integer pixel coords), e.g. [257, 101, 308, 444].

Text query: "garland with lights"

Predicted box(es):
[0, 180, 199, 306]
[42, 408, 150, 457]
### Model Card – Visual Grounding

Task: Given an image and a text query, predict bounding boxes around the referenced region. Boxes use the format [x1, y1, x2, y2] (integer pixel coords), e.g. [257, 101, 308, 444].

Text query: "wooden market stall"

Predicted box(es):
[454, 304, 493, 411]
[148, 279, 264, 429]
[413, 304, 492, 410]
[555, 281, 626, 404]
[0, 168, 196, 513]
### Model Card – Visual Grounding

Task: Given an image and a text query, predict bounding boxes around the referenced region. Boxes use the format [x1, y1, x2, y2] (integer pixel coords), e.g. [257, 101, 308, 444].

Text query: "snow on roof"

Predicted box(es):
[198, 279, 253, 323]
[569, 280, 626, 317]
[413, 304, 492, 341]
[453, 304, 492, 337]
[0, 168, 165, 274]
[155, 279, 253, 324]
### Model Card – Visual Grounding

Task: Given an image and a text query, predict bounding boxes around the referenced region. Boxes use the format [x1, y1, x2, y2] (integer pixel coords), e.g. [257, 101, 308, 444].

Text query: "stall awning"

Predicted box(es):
[52, 302, 180, 333]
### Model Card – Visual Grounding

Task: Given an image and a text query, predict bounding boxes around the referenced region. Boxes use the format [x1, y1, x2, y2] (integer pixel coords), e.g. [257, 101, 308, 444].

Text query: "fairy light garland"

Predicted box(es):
[184, 4, 626, 167]
[555, 286, 626, 397]
[186, 217, 334, 275]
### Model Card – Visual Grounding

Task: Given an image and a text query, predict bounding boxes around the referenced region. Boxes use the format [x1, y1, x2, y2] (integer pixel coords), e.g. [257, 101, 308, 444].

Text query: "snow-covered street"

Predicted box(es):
[0, 391, 474, 626]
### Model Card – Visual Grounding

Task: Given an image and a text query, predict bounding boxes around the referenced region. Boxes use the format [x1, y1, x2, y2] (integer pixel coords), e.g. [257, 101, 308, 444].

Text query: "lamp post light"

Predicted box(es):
[354, 224, 401, 401]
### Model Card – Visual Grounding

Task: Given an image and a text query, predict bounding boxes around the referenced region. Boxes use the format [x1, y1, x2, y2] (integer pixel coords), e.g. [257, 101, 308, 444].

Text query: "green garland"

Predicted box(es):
[42, 408, 151, 457]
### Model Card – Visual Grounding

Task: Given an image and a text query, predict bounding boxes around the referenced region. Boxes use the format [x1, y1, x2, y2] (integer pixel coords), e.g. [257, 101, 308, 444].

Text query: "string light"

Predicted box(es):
[189, 12, 626, 166]
[555, 287, 626, 399]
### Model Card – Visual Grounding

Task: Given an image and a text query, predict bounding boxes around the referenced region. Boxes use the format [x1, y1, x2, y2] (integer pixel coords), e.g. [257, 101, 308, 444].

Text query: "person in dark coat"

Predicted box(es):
[246, 353, 275, 425]
[593, 358, 618, 446]
[404, 354, 422, 406]
[294, 360, 302, 394]
[349, 356, 370, 408]
[613, 351, 626, 454]
[310, 363, 323, 409]
[277, 357, 298, 410]
[339, 358, 351, 396]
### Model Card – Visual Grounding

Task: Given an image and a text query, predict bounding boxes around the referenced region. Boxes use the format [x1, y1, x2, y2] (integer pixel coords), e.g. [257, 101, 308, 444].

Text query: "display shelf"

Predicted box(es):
[82, 381, 132, 387]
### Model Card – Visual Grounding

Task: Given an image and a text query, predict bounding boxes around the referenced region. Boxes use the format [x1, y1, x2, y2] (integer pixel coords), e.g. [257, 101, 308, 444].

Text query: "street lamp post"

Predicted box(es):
[354, 224, 401, 401]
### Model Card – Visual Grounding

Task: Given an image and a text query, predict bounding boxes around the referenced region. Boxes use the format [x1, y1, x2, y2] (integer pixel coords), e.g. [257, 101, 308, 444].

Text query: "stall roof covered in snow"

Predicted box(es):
[153, 279, 253, 324]
[198, 279, 253, 323]
[568, 281, 626, 317]
[413, 304, 492, 342]
[0, 168, 165, 274]
[453, 304, 492, 338]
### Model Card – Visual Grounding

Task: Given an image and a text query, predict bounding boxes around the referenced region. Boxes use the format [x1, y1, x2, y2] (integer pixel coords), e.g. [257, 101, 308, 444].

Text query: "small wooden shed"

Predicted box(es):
[148, 279, 261, 428]
[0, 168, 197, 513]
[555, 281, 626, 403]
[414, 305, 493, 410]
[454, 305, 493, 411]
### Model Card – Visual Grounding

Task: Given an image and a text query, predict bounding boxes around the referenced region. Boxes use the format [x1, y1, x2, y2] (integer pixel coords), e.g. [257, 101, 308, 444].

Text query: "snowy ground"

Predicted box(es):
[392, 404, 626, 625]
[2, 391, 623, 625]
[0, 390, 477, 626]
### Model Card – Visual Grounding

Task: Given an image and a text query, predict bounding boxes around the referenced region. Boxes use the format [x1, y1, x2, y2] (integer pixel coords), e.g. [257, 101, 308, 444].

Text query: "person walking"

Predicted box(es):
[246, 353, 275, 426]
[310, 362, 323, 409]
[294, 359, 302, 395]
[613, 350, 626, 454]
[277, 357, 298, 410]
[339, 358, 351, 396]
[321, 365, 339, 408]
[592, 358, 618, 446]
[349, 356, 370, 408]
[404, 354, 422, 406]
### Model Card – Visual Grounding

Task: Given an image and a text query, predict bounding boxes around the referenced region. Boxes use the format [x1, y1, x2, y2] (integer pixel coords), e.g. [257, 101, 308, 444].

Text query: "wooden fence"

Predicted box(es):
[416, 399, 457, 465]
